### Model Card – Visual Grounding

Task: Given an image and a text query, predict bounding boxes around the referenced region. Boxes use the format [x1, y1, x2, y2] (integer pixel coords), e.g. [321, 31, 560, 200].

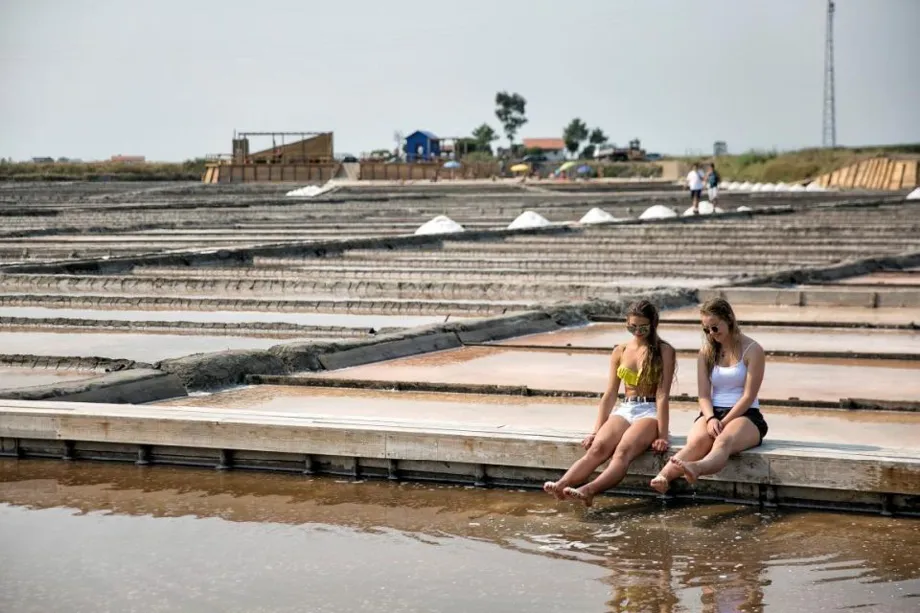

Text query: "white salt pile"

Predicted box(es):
[639, 204, 678, 220]
[724, 181, 738, 191]
[415, 215, 465, 235]
[905, 187, 920, 200]
[736, 205, 752, 212]
[579, 207, 623, 224]
[760, 183, 776, 192]
[774, 182, 788, 192]
[750, 183, 765, 192]
[286, 183, 334, 197]
[738, 182, 753, 191]
[805, 182, 826, 192]
[682, 201, 724, 216]
[508, 210, 552, 229]
[789, 184, 806, 192]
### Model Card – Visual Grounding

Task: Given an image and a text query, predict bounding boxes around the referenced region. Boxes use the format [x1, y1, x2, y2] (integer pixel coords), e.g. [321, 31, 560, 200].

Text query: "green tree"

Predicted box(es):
[563, 118, 589, 158]
[583, 128, 608, 159]
[589, 128, 607, 147]
[494, 92, 528, 152]
[471, 123, 498, 154]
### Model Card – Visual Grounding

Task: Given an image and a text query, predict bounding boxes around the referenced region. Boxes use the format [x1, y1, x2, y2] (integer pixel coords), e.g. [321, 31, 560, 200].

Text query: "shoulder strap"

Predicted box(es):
[740, 341, 756, 360]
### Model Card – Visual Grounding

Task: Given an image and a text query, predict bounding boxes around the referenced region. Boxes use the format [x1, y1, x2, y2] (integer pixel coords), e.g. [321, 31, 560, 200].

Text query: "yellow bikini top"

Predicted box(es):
[616, 364, 641, 387]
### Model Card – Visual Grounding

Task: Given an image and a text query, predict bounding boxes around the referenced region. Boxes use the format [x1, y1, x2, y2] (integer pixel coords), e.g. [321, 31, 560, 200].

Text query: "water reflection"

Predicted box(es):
[0, 461, 918, 612]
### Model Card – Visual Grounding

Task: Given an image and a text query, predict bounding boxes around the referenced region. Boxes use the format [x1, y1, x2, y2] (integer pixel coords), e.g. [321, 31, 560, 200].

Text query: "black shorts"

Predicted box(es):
[689, 188, 702, 199]
[695, 406, 768, 445]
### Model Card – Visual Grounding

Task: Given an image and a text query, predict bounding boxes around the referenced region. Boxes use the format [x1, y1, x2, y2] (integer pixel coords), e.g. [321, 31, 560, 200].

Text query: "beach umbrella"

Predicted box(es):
[558, 161, 577, 172]
[443, 160, 461, 169]
[576, 165, 592, 174]
[510, 163, 530, 173]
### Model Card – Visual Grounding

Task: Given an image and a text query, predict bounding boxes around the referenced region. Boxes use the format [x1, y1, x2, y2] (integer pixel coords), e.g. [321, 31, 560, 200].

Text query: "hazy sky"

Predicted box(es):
[1, 0, 918, 161]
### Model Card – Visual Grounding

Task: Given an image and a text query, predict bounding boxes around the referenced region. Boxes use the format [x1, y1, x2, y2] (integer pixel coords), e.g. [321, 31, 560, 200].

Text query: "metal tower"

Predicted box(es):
[822, 0, 837, 148]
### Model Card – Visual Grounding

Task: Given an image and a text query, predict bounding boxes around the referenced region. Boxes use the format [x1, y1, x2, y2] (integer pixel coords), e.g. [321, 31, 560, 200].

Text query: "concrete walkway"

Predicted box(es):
[1, 389, 918, 515]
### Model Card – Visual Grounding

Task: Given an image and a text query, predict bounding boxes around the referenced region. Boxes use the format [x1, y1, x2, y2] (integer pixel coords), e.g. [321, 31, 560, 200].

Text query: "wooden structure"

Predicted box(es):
[813, 156, 919, 191]
[203, 131, 336, 184]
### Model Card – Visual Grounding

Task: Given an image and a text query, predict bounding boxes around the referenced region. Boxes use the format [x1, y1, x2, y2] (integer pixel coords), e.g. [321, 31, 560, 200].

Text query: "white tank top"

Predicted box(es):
[710, 341, 759, 408]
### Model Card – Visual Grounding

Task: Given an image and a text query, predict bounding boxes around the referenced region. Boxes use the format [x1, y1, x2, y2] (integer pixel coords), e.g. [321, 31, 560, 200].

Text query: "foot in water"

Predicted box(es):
[563, 486, 594, 507]
[543, 481, 566, 500]
[649, 474, 669, 494]
[669, 457, 699, 485]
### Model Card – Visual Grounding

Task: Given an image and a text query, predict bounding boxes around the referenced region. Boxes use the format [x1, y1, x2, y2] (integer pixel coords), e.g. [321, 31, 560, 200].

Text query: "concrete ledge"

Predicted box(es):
[0, 273, 656, 301]
[0, 369, 186, 404]
[0, 399, 916, 515]
[318, 331, 462, 371]
[0, 294, 534, 316]
[157, 350, 287, 392]
[730, 250, 920, 288]
[700, 288, 802, 306]
[702, 286, 920, 309]
[0, 354, 146, 372]
[0, 317, 395, 338]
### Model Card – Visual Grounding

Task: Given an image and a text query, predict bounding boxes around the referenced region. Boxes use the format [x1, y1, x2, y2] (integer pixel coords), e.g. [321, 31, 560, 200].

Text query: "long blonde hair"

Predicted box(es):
[700, 297, 743, 374]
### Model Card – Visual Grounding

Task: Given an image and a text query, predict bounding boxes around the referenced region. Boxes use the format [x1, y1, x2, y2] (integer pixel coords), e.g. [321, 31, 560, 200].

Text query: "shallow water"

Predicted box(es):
[0, 367, 93, 390]
[500, 323, 920, 354]
[309, 346, 920, 402]
[0, 330, 288, 362]
[0, 306, 445, 329]
[662, 305, 920, 326]
[0, 462, 917, 613]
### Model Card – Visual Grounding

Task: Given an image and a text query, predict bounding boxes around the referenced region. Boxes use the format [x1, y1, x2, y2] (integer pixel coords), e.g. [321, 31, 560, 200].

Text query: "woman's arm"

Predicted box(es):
[652, 343, 676, 452]
[698, 350, 721, 437]
[721, 343, 765, 424]
[584, 347, 622, 449]
[593, 346, 622, 432]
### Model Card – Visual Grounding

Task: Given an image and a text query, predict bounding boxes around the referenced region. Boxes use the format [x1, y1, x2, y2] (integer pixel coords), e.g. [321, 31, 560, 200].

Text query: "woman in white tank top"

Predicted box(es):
[650, 298, 767, 493]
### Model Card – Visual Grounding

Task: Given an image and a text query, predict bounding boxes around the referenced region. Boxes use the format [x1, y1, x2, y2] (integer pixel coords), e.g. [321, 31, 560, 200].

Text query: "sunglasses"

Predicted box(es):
[701, 324, 721, 334]
[627, 324, 651, 335]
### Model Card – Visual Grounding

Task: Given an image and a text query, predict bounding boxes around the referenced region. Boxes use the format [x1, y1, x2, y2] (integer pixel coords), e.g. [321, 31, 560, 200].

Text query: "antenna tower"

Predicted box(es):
[822, 0, 837, 148]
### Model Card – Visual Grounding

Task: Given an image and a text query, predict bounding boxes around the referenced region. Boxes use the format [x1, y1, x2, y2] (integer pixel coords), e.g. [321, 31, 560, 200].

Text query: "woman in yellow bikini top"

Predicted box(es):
[543, 299, 676, 507]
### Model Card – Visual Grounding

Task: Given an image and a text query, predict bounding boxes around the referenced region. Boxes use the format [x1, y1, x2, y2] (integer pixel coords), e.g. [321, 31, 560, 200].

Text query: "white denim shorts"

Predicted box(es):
[613, 400, 657, 425]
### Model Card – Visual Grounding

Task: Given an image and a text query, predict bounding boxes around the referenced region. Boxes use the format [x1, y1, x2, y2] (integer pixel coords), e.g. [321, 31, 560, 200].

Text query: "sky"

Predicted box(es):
[1, 0, 918, 161]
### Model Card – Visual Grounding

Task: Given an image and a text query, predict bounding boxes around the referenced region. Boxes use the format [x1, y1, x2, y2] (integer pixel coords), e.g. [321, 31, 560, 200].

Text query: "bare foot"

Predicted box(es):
[670, 458, 699, 485]
[543, 481, 566, 500]
[649, 474, 669, 494]
[563, 486, 594, 508]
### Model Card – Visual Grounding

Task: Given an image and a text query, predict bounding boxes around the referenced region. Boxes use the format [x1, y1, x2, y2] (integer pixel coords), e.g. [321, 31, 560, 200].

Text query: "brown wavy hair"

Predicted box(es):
[626, 299, 672, 386]
[700, 297, 743, 374]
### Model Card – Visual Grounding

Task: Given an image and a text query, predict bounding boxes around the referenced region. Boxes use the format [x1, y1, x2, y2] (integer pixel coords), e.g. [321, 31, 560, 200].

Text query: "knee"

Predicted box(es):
[586, 443, 613, 460]
[612, 444, 641, 461]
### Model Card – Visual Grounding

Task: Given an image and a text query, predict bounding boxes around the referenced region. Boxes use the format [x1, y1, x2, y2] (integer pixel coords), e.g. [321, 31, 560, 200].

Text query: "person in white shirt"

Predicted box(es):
[686, 163, 704, 214]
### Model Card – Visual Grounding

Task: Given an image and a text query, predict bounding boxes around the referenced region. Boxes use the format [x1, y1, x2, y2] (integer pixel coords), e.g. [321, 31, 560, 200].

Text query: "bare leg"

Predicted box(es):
[544, 415, 630, 499]
[566, 418, 658, 507]
[650, 417, 714, 493]
[674, 419, 761, 484]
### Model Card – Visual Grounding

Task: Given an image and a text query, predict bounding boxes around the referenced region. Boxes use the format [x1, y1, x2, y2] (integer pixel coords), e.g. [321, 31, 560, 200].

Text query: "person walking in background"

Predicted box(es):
[687, 163, 704, 214]
[706, 163, 720, 208]
[543, 300, 675, 507]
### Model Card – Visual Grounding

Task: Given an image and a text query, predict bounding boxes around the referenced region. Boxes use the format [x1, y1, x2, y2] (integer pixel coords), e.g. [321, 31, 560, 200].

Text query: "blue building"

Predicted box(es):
[404, 130, 441, 162]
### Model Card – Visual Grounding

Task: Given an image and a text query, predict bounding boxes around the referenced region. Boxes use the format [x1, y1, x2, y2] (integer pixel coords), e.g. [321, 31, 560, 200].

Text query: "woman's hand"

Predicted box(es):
[706, 417, 723, 438]
[651, 438, 670, 453]
[581, 433, 596, 450]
